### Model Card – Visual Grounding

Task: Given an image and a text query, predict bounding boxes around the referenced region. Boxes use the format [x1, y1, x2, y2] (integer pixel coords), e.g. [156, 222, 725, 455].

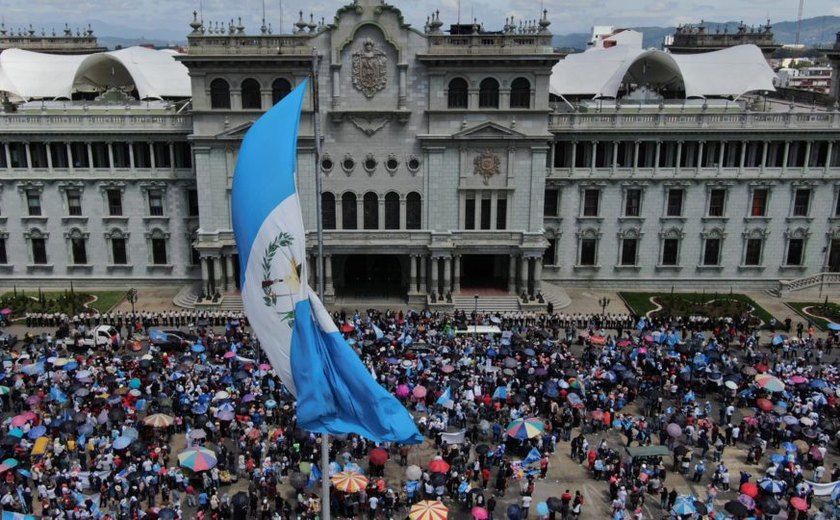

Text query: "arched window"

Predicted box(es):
[321, 192, 336, 230]
[241, 78, 262, 109]
[341, 192, 357, 230]
[272, 78, 292, 105]
[210, 78, 231, 109]
[478, 78, 499, 108]
[406, 192, 422, 230]
[447, 78, 468, 109]
[510, 77, 531, 108]
[363, 192, 379, 230]
[384, 192, 400, 229]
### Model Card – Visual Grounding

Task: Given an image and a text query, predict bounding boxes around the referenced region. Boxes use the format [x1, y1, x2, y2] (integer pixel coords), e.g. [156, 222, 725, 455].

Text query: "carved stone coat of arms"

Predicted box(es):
[352, 38, 388, 98]
[474, 150, 501, 184]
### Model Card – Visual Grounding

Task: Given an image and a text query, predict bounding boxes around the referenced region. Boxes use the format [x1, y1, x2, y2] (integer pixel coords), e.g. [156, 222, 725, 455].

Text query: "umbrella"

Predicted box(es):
[738, 494, 755, 509]
[213, 391, 230, 401]
[123, 427, 139, 440]
[128, 378, 141, 389]
[827, 322, 840, 331]
[666, 423, 682, 438]
[546, 497, 563, 512]
[724, 500, 749, 517]
[289, 472, 308, 490]
[800, 417, 814, 426]
[331, 471, 368, 493]
[673, 445, 689, 456]
[215, 410, 235, 422]
[472, 506, 489, 520]
[506, 504, 521, 520]
[759, 478, 785, 494]
[143, 414, 175, 428]
[756, 398, 774, 412]
[413, 386, 427, 399]
[428, 458, 450, 473]
[789, 496, 808, 511]
[188, 429, 207, 441]
[191, 344, 205, 353]
[409, 500, 448, 520]
[113, 436, 132, 450]
[754, 374, 785, 392]
[794, 439, 809, 453]
[429, 473, 446, 487]
[406, 465, 422, 480]
[724, 380, 738, 390]
[672, 496, 697, 516]
[535, 503, 548, 517]
[27, 426, 46, 440]
[506, 418, 545, 440]
[369, 448, 389, 466]
[782, 415, 799, 425]
[178, 447, 217, 472]
[757, 495, 781, 514]
[769, 453, 786, 464]
[810, 445, 824, 461]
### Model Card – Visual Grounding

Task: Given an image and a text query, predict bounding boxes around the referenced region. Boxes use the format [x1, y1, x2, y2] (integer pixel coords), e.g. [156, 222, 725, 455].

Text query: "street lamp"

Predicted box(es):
[598, 296, 611, 319]
[474, 295, 479, 339]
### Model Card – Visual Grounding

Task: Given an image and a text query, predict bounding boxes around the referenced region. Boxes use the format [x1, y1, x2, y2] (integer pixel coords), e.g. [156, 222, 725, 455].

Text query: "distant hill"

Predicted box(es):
[553, 15, 840, 51]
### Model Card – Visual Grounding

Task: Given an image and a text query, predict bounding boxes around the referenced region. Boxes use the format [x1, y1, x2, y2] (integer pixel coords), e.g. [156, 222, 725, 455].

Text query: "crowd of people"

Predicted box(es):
[0, 302, 837, 519]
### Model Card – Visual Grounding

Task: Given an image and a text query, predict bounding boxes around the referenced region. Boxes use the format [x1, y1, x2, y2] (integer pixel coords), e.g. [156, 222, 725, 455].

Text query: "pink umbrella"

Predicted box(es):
[223, 351, 236, 359]
[789, 375, 808, 385]
[259, 363, 272, 371]
[10, 415, 29, 427]
[396, 384, 410, 398]
[413, 386, 427, 399]
[471, 506, 488, 520]
[0, 308, 11, 316]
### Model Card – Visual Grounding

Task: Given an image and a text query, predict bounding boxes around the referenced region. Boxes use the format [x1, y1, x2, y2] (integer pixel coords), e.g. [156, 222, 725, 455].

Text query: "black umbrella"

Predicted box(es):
[0, 436, 18, 448]
[158, 508, 177, 520]
[673, 445, 689, 456]
[757, 495, 781, 515]
[289, 472, 308, 490]
[546, 497, 563, 512]
[725, 500, 749, 517]
[108, 408, 126, 422]
[693, 500, 708, 515]
[232, 491, 249, 507]
[475, 444, 490, 455]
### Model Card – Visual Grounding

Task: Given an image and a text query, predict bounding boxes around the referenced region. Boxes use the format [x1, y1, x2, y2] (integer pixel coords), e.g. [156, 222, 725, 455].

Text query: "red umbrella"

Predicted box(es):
[590, 336, 606, 345]
[340, 324, 355, 333]
[428, 458, 450, 473]
[617, 340, 632, 347]
[740, 482, 759, 498]
[590, 410, 604, 421]
[369, 448, 389, 466]
[756, 398, 774, 412]
[789, 497, 808, 511]
[413, 386, 427, 399]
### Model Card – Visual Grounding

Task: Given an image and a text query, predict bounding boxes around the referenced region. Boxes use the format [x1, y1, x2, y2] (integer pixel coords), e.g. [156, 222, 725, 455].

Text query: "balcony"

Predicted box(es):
[0, 112, 192, 133]
[185, 35, 314, 56]
[549, 109, 840, 132]
[418, 34, 555, 57]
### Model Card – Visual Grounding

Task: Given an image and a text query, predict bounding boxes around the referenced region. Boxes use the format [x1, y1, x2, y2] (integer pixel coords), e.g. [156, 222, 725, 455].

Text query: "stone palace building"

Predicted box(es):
[0, 0, 839, 307]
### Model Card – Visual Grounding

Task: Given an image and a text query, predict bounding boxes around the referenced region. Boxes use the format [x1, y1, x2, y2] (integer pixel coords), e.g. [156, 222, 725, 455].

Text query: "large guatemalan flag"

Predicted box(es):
[232, 81, 422, 444]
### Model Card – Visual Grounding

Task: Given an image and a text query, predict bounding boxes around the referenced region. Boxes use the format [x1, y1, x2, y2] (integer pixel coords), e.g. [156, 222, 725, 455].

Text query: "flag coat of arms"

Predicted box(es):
[231, 80, 422, 444]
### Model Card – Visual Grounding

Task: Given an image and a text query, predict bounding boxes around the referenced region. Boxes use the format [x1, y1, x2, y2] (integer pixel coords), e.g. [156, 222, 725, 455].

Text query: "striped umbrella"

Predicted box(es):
[506, 418, 545, 440]
[331, 471, 368, 493]
[754, 374, 785, 393]
[177, 447, 217, 472]
[672, 496, 697, 516]
[759, 478, 786, 494]
[143, 413, 175, 428]
[409, 500, 448, 520]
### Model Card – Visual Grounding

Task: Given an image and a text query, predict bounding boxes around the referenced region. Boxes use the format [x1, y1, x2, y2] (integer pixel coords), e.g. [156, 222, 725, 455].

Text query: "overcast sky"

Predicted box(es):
[2, 0, 839, 41]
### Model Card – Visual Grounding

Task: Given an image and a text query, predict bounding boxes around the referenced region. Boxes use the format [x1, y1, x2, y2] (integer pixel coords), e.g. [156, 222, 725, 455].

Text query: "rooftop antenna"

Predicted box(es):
[457, 0, 461, 25]
[279, 0, 283, 33]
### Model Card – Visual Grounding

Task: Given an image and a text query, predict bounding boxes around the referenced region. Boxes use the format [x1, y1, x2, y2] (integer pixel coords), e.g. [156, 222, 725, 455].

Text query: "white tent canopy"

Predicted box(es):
[550, 44, 776, 99]
[0, 46, 190, 100]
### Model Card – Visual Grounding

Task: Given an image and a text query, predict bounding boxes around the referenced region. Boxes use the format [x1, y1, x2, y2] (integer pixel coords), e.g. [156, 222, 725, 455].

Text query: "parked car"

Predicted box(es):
[148, 328, 196, 351]
[55, 325, 119, 351]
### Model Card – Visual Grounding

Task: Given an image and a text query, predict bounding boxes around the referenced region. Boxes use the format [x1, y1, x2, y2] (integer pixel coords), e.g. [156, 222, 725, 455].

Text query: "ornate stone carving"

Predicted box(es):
[473, 150, 500, 185]
[349, 114, 391, 136]
[352, 38, 387, 98]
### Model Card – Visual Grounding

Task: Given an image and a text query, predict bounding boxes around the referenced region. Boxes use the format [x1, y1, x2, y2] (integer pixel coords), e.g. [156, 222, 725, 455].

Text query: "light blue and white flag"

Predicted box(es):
[232, 81, 422, 444]
[372, 323, 384, 341]
[436, 387, 454, 408]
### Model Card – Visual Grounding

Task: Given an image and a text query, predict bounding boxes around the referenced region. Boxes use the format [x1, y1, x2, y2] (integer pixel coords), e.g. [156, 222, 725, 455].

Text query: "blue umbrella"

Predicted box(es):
[27, 426, 46, 439]
[769, 453, 786, 464]
[759, 478, 786, 494]
[8, 429, 22, 438]
[128, 378, 141, 389]
[827, 323, 840, 331]
[16, 468, 31, 478]
[809, 379, 828, 389]
[265, 399, 277, 409]
[192, 403, 208, 415]
[506, 504, 522, 520]
[672, 496, 697, 516]
[772, 335, 784, 346]
[191, 344, 205, 353]
[63, 361, 79, 372]
[112, 436, 132, 450]
[536, 502, 549, 516]
[783, 442, 797, 453]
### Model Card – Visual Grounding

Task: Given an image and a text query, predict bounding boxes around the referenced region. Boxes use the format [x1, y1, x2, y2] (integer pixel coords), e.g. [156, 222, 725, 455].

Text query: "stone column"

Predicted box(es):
[761, 141, 769, 172]
[430, 257, 439, 295]
[66, 144, 74, 172]
[420, 256, 427, 293]
[128, 142, 135, 169]
[443, 256, 452, 295]
[570, 142, 577, 172]
[398, 65, 407, 109]
[378, 198, 385, 230]
[654, 141, 661, 173]
[804, 141, 812, 170]
[24, 143, 32, 170]
[356, 197, 363, 230]
[533, 257, 543, 293]
[520, 256, 529, 294]
[324, 254, 334, 296]
[782, 141, 790, 171]
[697, 141, 704, 169]
[336, 196, 343, 230]
[200, 258, 210, 295]
[590, 141, 598, 171]
[740, 140, 748, 168]
[87, 143, 94, 170]
[213, 256, 223, 294]
[225, 254, 235, 291]
[399, 196, 407, 230]
[409, 255, 417, 293]
[718, 141, 725, 173]
[508, 255, 517, 293]
[149, 142, 156, 168]
[675, 141, 683, 171]
[490, 192, 498, 230]
[633, 141, 640, 169]
[611, 142, 618, 174]
[459, 192, 466, 228]
[826, 142, 834, 175]
[107, 143, 115, 170]
[453, 255, 461, 293]
[2, 144, 10, 169]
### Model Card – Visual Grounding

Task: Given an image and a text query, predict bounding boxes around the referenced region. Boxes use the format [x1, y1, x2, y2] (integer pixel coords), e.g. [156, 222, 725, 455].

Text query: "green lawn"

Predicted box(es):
[86, 291, 127, 313]
[786, 301, 838, 331]
[619, 291, 778, 327]
[0, 290, 126, 317]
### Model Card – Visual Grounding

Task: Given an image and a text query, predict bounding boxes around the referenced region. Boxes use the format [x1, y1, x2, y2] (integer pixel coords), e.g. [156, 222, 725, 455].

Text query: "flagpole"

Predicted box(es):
[311, 47, 331, 520]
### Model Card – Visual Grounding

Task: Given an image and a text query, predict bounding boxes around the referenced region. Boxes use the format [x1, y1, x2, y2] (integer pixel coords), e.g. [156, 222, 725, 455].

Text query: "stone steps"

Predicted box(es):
[452, 295, 521, 313]
[218, 295, 244, 312]
[173, 283, 200, 309]
[541, 282, 572, 310]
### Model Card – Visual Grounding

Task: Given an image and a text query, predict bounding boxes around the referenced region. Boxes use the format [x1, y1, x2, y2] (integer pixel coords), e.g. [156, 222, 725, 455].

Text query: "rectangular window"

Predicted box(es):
[71, 238, 87, 265]
[582, 189, 600, 217]
[29, 143, 48, 168]
[132, 143, 151, 168]
[661, 238, 679, 266]
[107, 189, 123, 216]
[496, 196, 507, 230]
[544, 238, 557, 266]
[543, 188, 559, 217]
[187, 189, 199, 217]
[0, 238, 6, 264]
[751, 189, 768, 217]
[480, 196, 491, 230]
[8, 143, 27, 168]
[620, 238, 638, 265]
[708, 189, 726, 217]
[836, 194, 840, 217]
[67, 191, 82, 216]
[666, 189, 684, 217]
[624, 189, 641, 217]
[50, 143, 69, 168]
[111, 143, 130, 168]
[70, 143, 89, 168]
[148, 191, 164, 216]
[744, 238, 762, 265]
[91, 143, 110, 168]
[579, 238, 597, 266]
[793, 189, 811, 216]
[191, 246, 200, 266]
[26, 192, 41, 216]
[464, 195, 475, 230]
[153, 143, 172, 168]
[173, 142, 192, 168]
[31, 238, 47, 264]
[703, 238, 721, 266]
[151, 238, 167, 265]
[0, 145, 6, 168]
[112, 238, 128, 265]
[786, 239, 804, 266]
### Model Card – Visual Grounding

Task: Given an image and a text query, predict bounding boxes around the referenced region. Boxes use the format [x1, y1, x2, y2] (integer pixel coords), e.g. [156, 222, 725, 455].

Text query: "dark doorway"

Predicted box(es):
[232, 254, 241, 290]
[829, 240, 840, 272]
[340, 255, 405, 298]
[461, 255, 509, 290]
